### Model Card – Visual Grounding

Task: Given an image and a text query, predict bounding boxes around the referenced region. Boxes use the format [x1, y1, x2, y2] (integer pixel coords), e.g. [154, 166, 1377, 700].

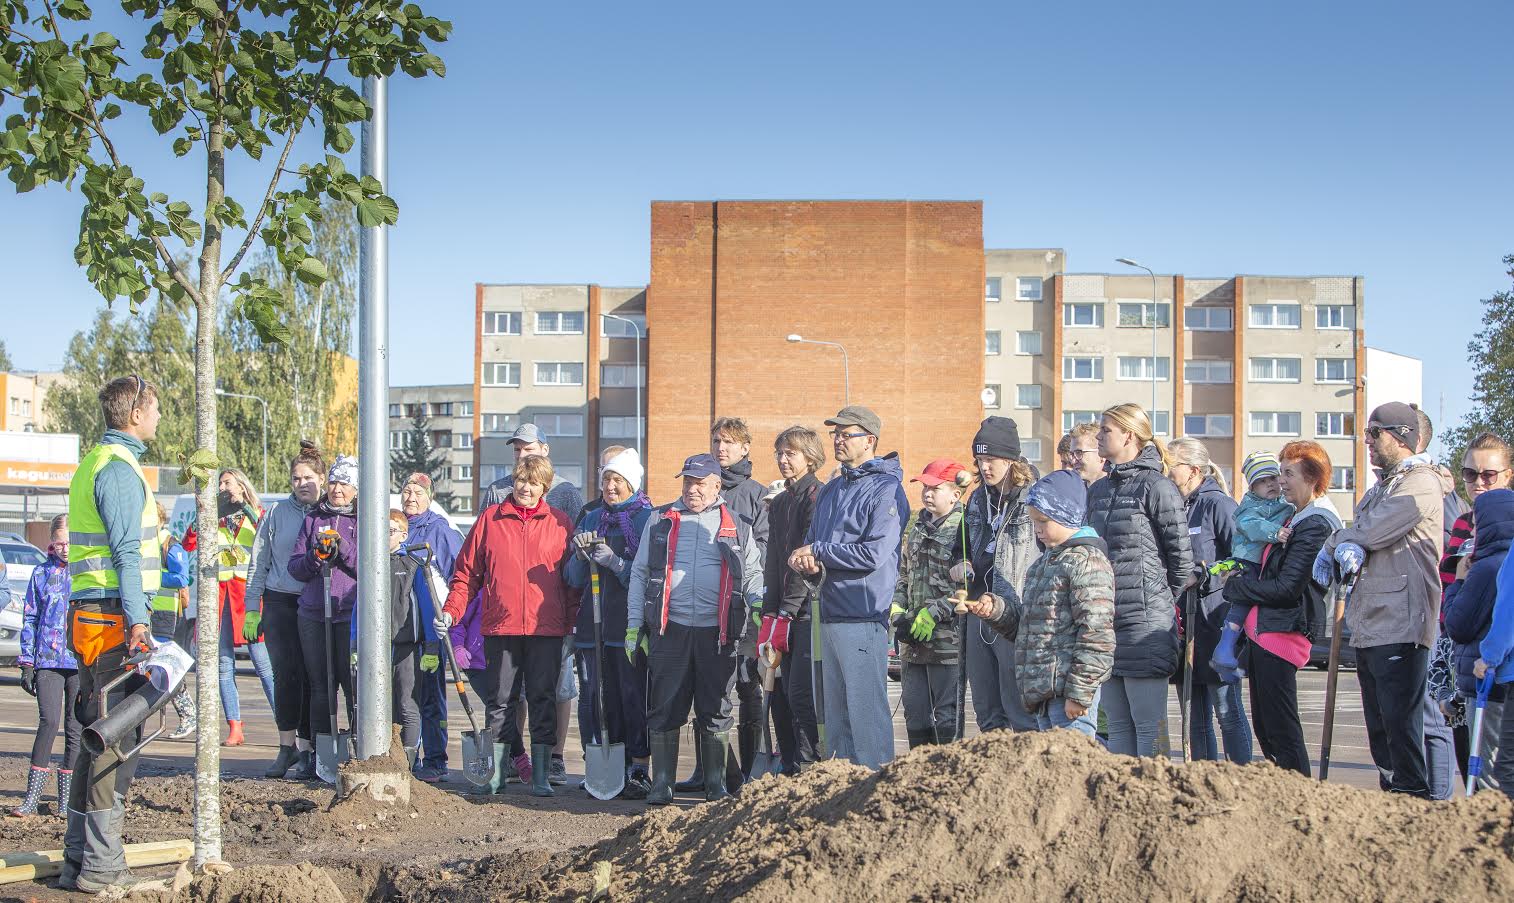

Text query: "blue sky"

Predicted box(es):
[2, 0, 1509, 455]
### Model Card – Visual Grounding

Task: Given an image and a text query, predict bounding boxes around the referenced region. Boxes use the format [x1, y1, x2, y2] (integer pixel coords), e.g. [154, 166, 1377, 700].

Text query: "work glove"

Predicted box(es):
[910, 608, 938, 643]
[313, 527, 341, 562]
[624, 628, 646, 663]
[420, 652, 440, 673]
[572, 531, 599, 562]
[948, 561, 973, 585]
[433, 609, 454, 634]
[242, 610, 262, 643]
[350, 651, 359, 669]
[589, 542, 622, 571]
[1334, 542, 1365, 578]
[1311, 547, 1334, 587]
[757, 613, 793, 656]
[19, 664, 35, 698]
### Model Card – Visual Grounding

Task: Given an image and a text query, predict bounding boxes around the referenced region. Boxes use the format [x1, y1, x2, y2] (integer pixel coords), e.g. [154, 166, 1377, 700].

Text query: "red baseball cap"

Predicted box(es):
[912, 458, 969, 487]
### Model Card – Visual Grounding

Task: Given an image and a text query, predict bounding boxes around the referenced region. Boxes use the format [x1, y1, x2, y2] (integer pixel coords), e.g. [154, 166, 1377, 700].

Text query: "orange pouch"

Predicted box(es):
[70, 610, 126, 667]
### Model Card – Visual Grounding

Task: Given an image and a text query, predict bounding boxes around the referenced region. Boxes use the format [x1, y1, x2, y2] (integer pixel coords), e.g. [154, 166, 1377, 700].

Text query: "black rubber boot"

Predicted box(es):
[648, 731, 679, 806]
[264, 745, 299, 778]
[703, 732, 732, 803]
[530, 744, 554, 797]
[674, 739, 703, 792]
[907, 729, 934, 750]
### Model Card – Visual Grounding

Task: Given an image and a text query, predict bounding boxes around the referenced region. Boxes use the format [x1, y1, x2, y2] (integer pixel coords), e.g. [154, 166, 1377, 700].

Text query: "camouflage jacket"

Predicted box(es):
[980, 528, 1115, 708]
[892, 506, 967, 665]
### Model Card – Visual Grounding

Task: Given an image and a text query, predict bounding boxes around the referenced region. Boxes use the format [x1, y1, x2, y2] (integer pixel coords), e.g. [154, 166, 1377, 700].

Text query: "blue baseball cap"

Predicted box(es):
[677, 453, 721, 480]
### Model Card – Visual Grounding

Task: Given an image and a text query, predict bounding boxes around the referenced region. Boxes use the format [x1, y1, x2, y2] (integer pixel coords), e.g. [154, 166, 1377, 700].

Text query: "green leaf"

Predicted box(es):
[178, 447, 218, 488]
[172, 137, 192, 157]
[294, 256, 328, 286]
[355, 195, 399, 228]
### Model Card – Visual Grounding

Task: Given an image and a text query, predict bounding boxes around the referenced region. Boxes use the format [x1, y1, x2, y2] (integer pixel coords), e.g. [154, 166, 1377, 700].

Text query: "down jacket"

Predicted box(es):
[1443, 488, 1514, 696]
[1183, 477, 1237, 686]
[443, 500, 576, 637]
[1221, 497, 1339, 645]
[1083, 444, 1193, 679]
[891, 506, 967, 666]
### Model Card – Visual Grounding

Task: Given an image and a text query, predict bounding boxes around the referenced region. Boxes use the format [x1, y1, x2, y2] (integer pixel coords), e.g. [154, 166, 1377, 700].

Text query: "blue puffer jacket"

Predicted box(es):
[406, 509, 463, 581]
[1443, 489, 1514, 696]
[805, 453, 911, 624]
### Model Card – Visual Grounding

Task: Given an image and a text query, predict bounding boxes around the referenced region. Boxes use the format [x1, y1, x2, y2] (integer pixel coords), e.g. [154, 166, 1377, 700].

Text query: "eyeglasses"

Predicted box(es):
[1462, 467, 1510, 485]
[1365, 424, 1410, 441]
[830, 430, 869, 441]
[388, 526, 406, 535]
[1067, 448, 1098, 458]
[131, 374, 146, 411]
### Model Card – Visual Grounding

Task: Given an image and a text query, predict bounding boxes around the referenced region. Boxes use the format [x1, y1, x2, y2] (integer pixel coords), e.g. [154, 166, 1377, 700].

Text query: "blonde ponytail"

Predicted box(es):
[1103, 403, 1169, 473]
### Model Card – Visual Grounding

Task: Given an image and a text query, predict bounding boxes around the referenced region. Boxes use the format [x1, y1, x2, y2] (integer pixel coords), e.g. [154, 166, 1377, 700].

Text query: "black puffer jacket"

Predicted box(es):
[1221, 503, 1336, 643]
[1084, 444, 1194, 678]
[1181, 476, 1236, 686]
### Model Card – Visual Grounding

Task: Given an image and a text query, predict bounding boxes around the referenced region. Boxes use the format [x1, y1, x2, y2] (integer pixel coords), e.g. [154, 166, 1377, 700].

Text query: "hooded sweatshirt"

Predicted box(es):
[246, 493, 317, 609]
[1443, 489, 1514, 695]
[406, 508, 463, 580]
[804, 453, 912, 624]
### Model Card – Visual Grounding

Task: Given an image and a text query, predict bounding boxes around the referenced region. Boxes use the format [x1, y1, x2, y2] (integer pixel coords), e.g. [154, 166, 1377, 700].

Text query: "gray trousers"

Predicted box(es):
[964, 615, 1037, 732]
[901, 661, 958, 746]
[820, 621, 894, 770]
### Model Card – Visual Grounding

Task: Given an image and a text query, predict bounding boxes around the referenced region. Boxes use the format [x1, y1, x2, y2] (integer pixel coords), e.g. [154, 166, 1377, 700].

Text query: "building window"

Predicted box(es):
[1062, 410, 1100, 432]
[982, 384, 1001, 409]
[482, 311, 522, 335]
[1331, 466, 1356, 492]
[1021, 438, 1044, 461]
[985, 277, 1002, 302]
[482, 464, 512, 485]
[1015, 331, 1042, 355]
[1116, 301, 1171, 328]
[1016, 277, 1042, 301]
[1064, 302, 1104, 328]
[455, 432, 473, 449]
[534, 412, 584, 438]
[601, 313, 646, 337]
[405, 403, 423, 418]
[1250, 357, 1302, 383]
[1316, 305, 1355, 330]
[388, 430, 405, 450]
[430, 430, 453, 449]
[1063, 356, 1103, 382]
[985, 331, 1002, 355]
[556, 464, 585, 487]
[454, 465, 472, 482]
[434, 402, 453, 417]
[1317, 412, 1356, 438]
[535, 311, 585, 335]
[1249, 302, 1301, 328]
[1250, 411, 1302, 437]
[601, 363, 646, 388]
[1184, 414, 1233, 438]
[481, 412, 519, 435]
[1150, 411, 1172, 436]
[1185, 307, 1234, 331]
[1015, 385, 1042, 409]
[455, 496, 472, 514]
[481, 361, 520, 387]
[600, 416, 645, 438]
[388, 403, 401, 418]
[459, 401, 473, 416]
[1316, 357, 1355, 383]
[1117, 356, 1171, 381]
[534, 362, 584, 386]
[1185, 360, 1234, 384]
[21, 400, 30, 416]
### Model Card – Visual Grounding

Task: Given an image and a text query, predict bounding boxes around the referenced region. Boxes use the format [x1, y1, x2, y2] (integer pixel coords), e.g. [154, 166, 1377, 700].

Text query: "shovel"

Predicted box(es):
[313, 554, 350, 784]
[583, 565, 626, 800]
[1466, 672, 1495, 796]
[1319, 574, 1356, 781]
[749, 645, 782, 779]
[812, 564, 828, 760]
[420, 550, 493, 787]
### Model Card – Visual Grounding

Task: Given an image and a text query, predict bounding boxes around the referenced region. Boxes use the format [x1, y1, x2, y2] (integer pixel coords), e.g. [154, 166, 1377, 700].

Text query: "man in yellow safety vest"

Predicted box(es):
[58, 375, 163, 894]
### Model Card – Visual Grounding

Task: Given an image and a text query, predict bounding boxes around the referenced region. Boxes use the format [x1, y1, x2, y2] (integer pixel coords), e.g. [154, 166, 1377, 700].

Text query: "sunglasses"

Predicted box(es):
[1364, 425, 1409, 441]
[830, 430, 870, 441]
[1462, 467, 1510, 485]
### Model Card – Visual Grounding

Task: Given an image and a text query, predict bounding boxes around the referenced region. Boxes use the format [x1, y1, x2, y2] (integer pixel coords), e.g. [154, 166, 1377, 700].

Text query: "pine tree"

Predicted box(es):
[390, 412, 455, 511]
[1445, 253, 1514, 490]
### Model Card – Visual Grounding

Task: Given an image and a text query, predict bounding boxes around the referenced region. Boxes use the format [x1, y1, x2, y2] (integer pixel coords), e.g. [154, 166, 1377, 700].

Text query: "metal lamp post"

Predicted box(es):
[215, 388, 267, 493]
[1116, 258, 1161, 420]
[786, 334, 850, 407]
[603, 313, 644, 456]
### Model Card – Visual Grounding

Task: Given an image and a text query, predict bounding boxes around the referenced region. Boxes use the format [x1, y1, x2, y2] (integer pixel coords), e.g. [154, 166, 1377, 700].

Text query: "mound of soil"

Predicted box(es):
[498, 731, 1514, 902]
[129, 863, 346, 903]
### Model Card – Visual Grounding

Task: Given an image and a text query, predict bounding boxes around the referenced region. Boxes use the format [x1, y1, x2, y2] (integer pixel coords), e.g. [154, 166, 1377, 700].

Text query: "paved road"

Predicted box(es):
[0, 661, 1408, 796]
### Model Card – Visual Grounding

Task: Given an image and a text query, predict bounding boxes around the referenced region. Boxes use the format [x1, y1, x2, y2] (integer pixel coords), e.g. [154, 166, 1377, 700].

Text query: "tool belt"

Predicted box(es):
[68, 600, 128, 667]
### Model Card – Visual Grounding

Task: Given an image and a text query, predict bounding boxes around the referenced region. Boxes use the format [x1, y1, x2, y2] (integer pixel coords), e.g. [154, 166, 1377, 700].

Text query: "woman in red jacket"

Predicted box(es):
[437, 455, 574, 797]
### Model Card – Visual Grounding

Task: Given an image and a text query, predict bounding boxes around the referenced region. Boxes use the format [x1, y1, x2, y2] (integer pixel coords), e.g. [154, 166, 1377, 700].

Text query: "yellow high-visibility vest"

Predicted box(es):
[216, 511, 259, 583]
[67, 442, 162, 597]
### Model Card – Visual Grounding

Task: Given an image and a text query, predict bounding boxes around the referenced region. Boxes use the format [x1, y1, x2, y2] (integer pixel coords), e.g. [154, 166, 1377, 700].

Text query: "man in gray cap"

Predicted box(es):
[1315, 401, 1445, 799]
[789, 405, 910, 769]
[480, 423, 585, 522]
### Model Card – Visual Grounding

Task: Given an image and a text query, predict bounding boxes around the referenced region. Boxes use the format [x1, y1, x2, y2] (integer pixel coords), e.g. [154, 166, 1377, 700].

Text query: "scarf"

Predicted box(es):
[606, 492, 653, 560]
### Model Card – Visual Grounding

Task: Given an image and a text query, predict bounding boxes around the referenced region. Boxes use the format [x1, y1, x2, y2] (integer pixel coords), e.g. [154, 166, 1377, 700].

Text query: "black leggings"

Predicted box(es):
[297, 614, 354, 737]
[263, 592, 311, 740]
[32, 668, 81, 770]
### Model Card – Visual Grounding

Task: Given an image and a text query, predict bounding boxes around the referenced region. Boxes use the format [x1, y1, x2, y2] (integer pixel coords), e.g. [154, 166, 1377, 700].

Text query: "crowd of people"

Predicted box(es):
[9, 372, 1514, 891]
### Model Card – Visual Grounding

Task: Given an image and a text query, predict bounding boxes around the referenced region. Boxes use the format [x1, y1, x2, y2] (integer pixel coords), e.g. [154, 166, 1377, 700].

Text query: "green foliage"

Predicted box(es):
[390, 410, 454, 511]
[0, 339, 12, 370]
[1444, 254, 1514, 494]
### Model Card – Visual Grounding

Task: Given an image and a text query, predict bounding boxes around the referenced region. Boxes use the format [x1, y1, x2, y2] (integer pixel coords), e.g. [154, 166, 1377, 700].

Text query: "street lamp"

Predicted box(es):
[603, 312, 644, 457]
[1116, 258, 1161, 421]
[786, 334, 850, 407]
[216, 388, 268, 493]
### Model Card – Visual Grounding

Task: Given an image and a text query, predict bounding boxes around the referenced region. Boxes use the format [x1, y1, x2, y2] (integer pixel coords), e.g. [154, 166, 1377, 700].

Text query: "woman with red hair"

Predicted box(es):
[1220, 441, 1341, 775]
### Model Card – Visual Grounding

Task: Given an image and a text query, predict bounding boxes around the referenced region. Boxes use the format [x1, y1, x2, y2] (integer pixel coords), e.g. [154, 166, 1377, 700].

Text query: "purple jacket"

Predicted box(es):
[287, 501, 360, 623]
[21, 555, 77, 670]
[449, 592, 485, 671]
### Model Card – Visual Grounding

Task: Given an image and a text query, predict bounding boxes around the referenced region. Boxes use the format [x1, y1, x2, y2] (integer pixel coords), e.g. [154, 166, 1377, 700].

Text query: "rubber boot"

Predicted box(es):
[529, 744, 554, 798]
[288, 749, 316, 781]
[168, 688, 196, 740]
[483, 743, 507, 795]
[1210, 622, 1245, 683]
[648, 731, 679, 806]
[674, 740, 703, 792]
[264, 745, 299, 779]
[724, 742, 744, 795]
[907, 729, 934, 750]
[225, 720, 245, 746]
[702, 732, 732, 802]
[55, 770, 72, 818]
[10, 766, 48, 817]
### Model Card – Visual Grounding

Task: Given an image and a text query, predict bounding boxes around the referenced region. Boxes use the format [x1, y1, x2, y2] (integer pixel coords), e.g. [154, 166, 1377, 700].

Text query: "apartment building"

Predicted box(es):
[0, 371, 63, 433]
[387, 383, 476, 513]
[472, 284, 646, 504]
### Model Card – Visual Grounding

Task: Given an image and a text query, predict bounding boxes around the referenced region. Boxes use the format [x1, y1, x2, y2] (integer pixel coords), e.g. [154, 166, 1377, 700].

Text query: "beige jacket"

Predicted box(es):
[1325, 456, 1444, 649]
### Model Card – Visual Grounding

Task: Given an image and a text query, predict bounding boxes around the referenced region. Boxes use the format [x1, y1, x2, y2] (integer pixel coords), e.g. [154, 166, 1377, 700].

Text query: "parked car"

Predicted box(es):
[1308, 618, 1356, 671]
[0, 539, 47, 666]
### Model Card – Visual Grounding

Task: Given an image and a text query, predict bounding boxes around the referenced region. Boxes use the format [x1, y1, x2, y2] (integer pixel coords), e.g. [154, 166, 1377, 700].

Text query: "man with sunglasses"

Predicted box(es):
[788, 405, 910, 769]
[1315, 401, 1445, 799]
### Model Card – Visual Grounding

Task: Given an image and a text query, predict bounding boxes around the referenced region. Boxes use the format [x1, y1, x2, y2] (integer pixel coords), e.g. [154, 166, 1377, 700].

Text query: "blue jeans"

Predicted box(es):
[1190, 681, 1254, 764]
[1033, 686, 1101, 738]
[219, 604, 275, 722]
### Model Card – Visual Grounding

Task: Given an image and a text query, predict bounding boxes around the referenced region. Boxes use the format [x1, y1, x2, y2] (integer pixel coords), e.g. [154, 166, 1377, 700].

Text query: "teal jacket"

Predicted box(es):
[70, 430, 152, 627]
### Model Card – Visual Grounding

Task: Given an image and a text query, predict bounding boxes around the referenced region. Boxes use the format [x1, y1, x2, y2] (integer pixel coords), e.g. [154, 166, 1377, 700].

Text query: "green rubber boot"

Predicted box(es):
[648, 731, 680, 806]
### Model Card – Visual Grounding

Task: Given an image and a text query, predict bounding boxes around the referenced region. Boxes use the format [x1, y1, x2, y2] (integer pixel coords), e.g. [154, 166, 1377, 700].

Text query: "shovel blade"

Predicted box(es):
[461, 731, 495, 788]
[315, 731, 351, 784]
[583, 741, 626, 800]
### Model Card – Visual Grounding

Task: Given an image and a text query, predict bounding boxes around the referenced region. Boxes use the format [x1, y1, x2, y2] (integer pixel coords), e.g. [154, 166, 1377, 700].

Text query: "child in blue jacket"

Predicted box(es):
[1212, 452, 1294, 680]
[1474, 494, 1514, 799]
[12, 515, 77, 817]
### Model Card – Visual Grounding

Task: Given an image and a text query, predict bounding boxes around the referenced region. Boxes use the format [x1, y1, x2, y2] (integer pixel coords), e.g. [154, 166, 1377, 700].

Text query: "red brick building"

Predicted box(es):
[646, 200, 986, 501]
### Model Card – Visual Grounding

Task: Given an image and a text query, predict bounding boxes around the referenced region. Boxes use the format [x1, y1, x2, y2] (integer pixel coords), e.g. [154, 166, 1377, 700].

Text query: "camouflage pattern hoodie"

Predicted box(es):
[892, 505, 967, 666]
[979, 527, 1115, 709]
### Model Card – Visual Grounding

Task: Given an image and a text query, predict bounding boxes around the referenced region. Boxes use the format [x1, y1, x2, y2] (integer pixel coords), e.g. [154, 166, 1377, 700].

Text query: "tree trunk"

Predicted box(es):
[191, 72, 229, 870]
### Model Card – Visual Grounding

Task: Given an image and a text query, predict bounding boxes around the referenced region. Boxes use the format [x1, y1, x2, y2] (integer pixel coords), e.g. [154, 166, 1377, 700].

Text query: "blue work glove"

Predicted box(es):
[1334, 542, 1365, 578]
[1312, 547, 1335, 586]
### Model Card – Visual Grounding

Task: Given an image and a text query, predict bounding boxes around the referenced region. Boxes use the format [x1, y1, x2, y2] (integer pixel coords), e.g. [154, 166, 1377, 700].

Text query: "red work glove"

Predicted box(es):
[769, 612, 793, 654]
[757, 615, 777, 650]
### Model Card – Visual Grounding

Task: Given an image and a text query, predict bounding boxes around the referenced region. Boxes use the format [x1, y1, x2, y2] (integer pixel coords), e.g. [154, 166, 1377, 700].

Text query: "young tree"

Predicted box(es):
[390, 409, 453, 510]
[1, 0, 447, 866]
[1445, 254, 1514, 489]
[0, 339, 12, 370]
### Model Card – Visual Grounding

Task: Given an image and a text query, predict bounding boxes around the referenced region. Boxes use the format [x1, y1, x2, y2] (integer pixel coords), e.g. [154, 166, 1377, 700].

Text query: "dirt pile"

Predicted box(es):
[128, 863, 347, 903]
[499, 731, 1514, 902]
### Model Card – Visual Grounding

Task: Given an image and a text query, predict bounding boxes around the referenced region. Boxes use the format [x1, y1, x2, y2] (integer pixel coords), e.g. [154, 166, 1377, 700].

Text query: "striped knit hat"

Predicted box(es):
[1241, 451, 1281, 489]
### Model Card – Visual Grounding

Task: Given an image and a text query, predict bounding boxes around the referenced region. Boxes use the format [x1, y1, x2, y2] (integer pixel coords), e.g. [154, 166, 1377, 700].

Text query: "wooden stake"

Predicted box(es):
[0, 838, 193, 885]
